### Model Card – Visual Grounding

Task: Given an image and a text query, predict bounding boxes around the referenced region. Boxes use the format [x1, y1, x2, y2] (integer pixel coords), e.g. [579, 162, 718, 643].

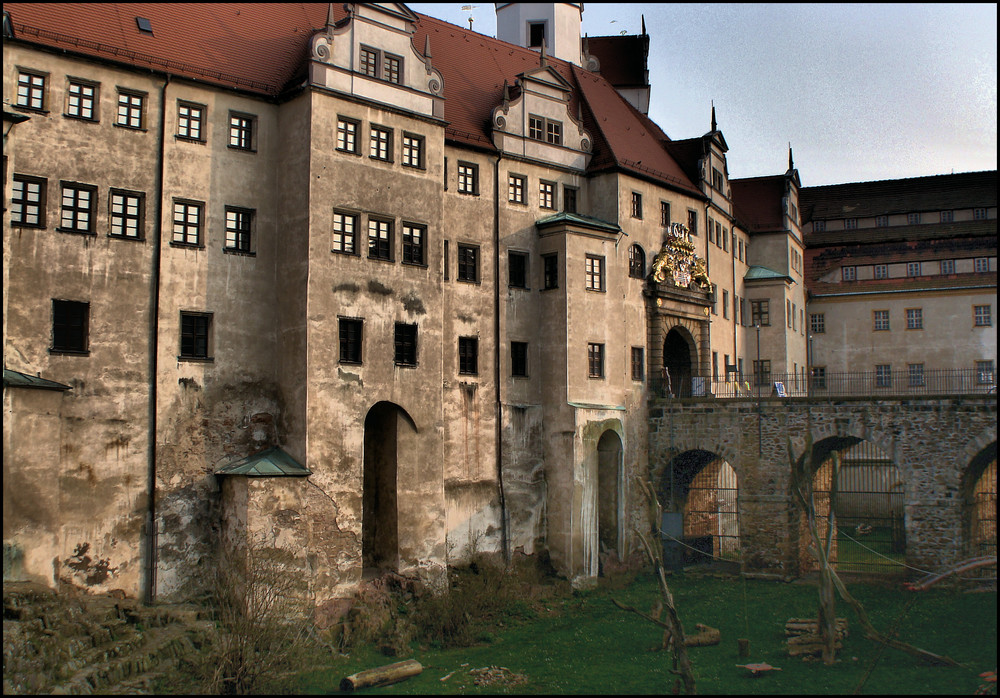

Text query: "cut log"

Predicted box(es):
[340, 659, 423, 691]
[685, 623, 721, 647]
[785, 618, 848, 637]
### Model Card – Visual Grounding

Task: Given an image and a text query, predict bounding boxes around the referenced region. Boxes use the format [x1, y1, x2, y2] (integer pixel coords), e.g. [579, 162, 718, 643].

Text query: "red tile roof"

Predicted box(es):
[5, 2, 701, 194]
[730, 175, 788, 234]
[586, 34, 648, 89]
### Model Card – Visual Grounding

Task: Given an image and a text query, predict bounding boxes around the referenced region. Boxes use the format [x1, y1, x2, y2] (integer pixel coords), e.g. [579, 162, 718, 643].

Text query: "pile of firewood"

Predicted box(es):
[785, 617, 848, 657]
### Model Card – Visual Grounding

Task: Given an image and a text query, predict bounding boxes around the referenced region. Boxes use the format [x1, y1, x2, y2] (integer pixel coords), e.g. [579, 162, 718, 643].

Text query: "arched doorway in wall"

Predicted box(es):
[663, 328, 695, 398]
[363, 401, 417, 572]
[962, 442, 997, 559]
[597, 430, 624, 569]
[658, 449, 741, 569]
[800, 437, 905, 575]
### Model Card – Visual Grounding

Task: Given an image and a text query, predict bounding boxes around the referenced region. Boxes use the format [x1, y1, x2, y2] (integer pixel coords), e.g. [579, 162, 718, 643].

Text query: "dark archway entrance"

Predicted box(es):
[962, 442, 997, 558]
[597, 430, 623, 567]
[363, 401, 415, 571]
[663, 328, 694, 397]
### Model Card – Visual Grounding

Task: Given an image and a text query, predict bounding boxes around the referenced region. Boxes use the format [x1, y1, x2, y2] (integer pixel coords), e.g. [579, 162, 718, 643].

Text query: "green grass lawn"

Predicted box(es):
[291, 571, 996, 695]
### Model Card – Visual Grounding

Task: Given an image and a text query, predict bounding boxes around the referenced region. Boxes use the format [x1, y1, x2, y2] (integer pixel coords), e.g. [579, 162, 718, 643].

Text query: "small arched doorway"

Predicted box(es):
[363, 401, 416, 571]
[962, 442, 997, 558]
[663, 328, 695, 397]
[597, 430, 624, 567]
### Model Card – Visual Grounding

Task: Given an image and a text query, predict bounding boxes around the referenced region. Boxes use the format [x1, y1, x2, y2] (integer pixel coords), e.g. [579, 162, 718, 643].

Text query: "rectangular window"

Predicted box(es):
[588, 343, 605, 378]
[814, 220, 826, 232]
[383, 53, 402, 84]
[66, 80, 97, 120]
[908, 363, 925, 387]
[508, 174, 525, 204]
[17, 70, 46, 111]
[332, 211, 358, 254]
[723, 228, 729, 252]
[975, 258, 990, 273]
[563, 186, 578, 214]
[712, 167, 724, 191]
[632, 347, 644, 381]
[874, 263, 889, 280]
[109, 190, 144, 239]
[875, 364, 892, 388]
[974, 305, 992, 327]
[368, 219, 393, 261]
[631, 191, 643, 219]
[786, 299, 792, 327]
[940, 259, 955, 275]
[687, 210, 698, 236]
[224, 207, 254, 253]
[539, 180, 555, 209]
[172, 200, 203, 246]
[508, 251, 528, 288]
[546, 119, 562, 145]
[528, 114, 563, 144]
[370, 125, 392, 161]
[940, 210, 954, 223]
[528, 115, 544, 141]
[360, 46, 379, 77]
[907, 261, 921, 277]
[906, 308, 923, 330]
[511, 341, 528, 378]
[707, 219, 714, 244]
[51, 299, 89, 354]
[339, 317, 363, 364]
[876, 215, 889, 227]
[402, 223, 425, 266]
[976, 360, 995, 385]
[394, 323, 417, 366]
[713, 352, 719, 381]
[750, 299, 770, 326]
[874, 309, 890, 331]
[907, 212, 921, 225]
[180, 312, 212, 360]
[543, 253, 558, 290]
[811, 366, 827, 389]
[845, 218, 858, 230]
[337, 118, 359, 153]
[459, 336, 478, 375]
[228, 112, 255, 150]
[842, 266, 856, 281]
[60, 183, 97, 234]
[974, 208, 987, 220]
[585, 255, 605, 292]
[11, 175, 46, 228]
[753, 360, 771, 387]
[457, 162, 478, 194]
[629, 244, 645, 279]
[116, 90, 144, 129]
[739, 239, 744, 262]
[660, 201, 671, 226]
[177, 101, 204, 141]
[401, 132, 423, 168]
[528, 21, 546, 48]
[457, 244, 479, 282]
[722, 289, 729, 319]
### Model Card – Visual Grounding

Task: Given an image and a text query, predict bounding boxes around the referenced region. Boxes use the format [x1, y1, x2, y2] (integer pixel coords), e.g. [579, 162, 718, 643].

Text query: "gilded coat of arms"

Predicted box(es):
[649, 223, 711, 290]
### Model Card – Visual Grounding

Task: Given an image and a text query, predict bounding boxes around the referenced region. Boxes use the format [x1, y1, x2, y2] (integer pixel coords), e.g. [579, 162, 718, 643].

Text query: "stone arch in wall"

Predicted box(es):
[961, 440, 997, 558]
[662, 326, 697, 398]
[596, 429, 624, 571]
[658, 449, 741, 567]
[798, 435, 904, 575]
[362, 401, 417, 572]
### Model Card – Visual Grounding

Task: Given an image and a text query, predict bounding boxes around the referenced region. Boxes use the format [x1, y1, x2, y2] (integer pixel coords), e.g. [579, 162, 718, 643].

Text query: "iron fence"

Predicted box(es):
[650, 368, 996, 399]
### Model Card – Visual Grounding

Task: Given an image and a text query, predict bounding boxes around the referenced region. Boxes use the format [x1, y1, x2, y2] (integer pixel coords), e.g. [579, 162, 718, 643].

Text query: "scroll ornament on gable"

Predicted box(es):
[649, 223, 711, 290]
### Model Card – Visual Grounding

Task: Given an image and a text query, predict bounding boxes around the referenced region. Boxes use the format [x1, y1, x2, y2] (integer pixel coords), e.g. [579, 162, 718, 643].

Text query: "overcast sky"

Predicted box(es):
[408, 3, 997, 187]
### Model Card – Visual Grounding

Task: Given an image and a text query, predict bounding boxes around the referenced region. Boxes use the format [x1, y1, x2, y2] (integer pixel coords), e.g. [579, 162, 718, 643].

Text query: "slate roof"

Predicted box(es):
[4, 2, 702, 195]
[800, 171, 997, 221]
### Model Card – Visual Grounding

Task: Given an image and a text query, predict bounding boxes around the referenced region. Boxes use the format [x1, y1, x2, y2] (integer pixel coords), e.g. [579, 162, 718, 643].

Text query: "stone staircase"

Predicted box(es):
[3, 582, 215, 695]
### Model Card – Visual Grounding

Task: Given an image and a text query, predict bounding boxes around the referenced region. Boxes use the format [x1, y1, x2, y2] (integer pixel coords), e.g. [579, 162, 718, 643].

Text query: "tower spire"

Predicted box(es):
[788, 143, 794, 171]
[711, 102, 717, 132]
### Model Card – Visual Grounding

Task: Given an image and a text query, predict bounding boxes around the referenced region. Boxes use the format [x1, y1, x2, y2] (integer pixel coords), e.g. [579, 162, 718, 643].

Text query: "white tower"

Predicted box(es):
[495, 3, 583, 66]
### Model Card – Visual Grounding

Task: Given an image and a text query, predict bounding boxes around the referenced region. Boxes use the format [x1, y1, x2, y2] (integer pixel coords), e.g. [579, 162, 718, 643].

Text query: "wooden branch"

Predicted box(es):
[340, 659, 423, 691]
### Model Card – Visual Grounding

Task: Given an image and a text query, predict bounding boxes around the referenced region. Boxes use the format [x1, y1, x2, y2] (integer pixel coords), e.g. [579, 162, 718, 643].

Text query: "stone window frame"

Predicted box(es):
[508, 250, 529, 289]
[50, 298, 90, 355]
[11, 174, 47, 228]
[508, 174, 526, 204]
[228, 111, 257, 152]
[367, 217, 394, 262]
[905, 307, 923, 330]
[369, 124, 393, 162]
[562, 185, 578, 214]
[457, 243, 480, 283]
[394, 322, 418, 367]
[338, 316, 364, 365]
[108, 188, 145, 240]
[457, 161, 478, 195]
[458, 336, 479, 376]
[179, 310, 213, 362]
[65, 77, 99, 121]
[401, 222, 427, 267]
[337, 116, 361, 154]
[542, 253, 558, 290]
[973, 304, 992, 327]
[873, 309, 890, 332]
[224, 206, 255, 255]
[332, 210, 360, 255]
[631, 191, 643, 219]
[585, 254, 605, 292]
[539, 180, 555, 209]
[176, 100, 206, 142]
[628, 244, 645, 279]
[171, 199, 205, 248]
[116, 88, 146, 130]
[587, 342, 605, 379]
[511, 341, 529, 378]
[401, 132, 424, 169]
[631, 346, 644, 382]
[750, 299, 770, 327]
[58, 181, 98, 235]
[15, 68, 48, 112]
[809, 312, 825, 334]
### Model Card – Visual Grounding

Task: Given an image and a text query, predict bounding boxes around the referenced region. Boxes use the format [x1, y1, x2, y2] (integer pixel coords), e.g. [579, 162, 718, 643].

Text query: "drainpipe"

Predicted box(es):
[144, 73, 169, 605]
[493, 153, 510, 564]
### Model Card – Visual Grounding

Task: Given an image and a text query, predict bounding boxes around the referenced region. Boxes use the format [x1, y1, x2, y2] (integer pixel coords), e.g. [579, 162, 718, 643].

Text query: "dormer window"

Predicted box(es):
[712, 168, 724, 191]
[359, 45, 403, 85]
[529, 115, 562, 146]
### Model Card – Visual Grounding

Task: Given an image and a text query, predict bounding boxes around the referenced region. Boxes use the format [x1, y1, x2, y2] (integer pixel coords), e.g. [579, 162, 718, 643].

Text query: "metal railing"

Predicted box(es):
[650, 368, 997, 399]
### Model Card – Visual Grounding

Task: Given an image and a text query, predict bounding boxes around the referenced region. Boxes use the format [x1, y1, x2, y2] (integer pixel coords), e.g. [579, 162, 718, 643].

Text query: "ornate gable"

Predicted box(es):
[309, 3, 444, 119]
[490, 49, 592, 170]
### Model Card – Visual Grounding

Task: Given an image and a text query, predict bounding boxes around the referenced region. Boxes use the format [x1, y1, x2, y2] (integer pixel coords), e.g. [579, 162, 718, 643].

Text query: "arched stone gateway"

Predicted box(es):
[362, 401, 417, 572]
[962, 441, 997, 558]
[596, 430, 624, 570]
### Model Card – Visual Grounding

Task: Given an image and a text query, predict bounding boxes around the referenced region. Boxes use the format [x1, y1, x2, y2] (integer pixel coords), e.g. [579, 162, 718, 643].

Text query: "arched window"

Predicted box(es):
[629, 244, 645, 279]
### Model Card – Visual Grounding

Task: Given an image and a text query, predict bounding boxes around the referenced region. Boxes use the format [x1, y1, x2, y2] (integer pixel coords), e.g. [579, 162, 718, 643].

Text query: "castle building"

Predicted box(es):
[3, 3, 992, 606]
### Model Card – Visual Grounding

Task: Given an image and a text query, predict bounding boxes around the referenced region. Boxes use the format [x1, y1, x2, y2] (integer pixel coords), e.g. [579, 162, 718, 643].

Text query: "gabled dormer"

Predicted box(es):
[490, 48, 593, 171]
[309, 3, 445, 120]
[702, 105, 732, 214]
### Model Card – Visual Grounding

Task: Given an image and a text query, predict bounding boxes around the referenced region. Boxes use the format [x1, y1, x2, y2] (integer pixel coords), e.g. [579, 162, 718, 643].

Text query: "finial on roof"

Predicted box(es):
[641, 14, 647, 36]
[326, 3, 336, 30]
[539, 38, 548, 67]
[711, 102, 717, 132]
[788, 143, 794, 171]
[503, 80, 510, 110]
